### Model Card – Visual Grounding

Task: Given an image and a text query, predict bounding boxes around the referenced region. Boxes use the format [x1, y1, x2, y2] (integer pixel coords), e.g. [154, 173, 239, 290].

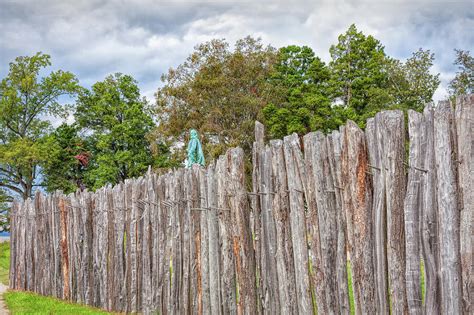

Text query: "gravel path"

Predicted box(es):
[0, 283, 8, 314]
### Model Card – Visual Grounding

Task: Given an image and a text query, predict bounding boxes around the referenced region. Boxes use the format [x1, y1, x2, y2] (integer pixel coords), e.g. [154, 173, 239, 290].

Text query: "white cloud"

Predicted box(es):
[0, 0, 472, 103]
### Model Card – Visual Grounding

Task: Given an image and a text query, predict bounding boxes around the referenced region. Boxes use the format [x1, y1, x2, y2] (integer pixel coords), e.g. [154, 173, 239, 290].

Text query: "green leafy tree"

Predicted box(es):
[387, 49, 440, 112]
[449, 49, 473, 96]
[154, 36, 280, 160]
[41, 124, 88, 194]
[0, 52, 80, 200]
[263, 45, 341, 138]
[0, 189, 11, 232]
[329, 24, 391, 127]
[75, 73, 155, 189]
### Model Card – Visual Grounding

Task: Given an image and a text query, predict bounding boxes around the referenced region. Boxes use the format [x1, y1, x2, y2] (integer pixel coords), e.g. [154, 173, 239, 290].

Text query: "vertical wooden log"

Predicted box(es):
[112, 184, 126, 311]
[142, 173, 153, 313]
[25, 198, 34, 291]
[19, 200, 27, 290]
[190, 166, 202, 314]
[152, 174, 166, 313]
[54, 193, 63, 298]
[130, 180, 142, 312]
[404, 110, 423, 314]
[260, 145, 280, 313]
[71, 193, 82, 303]
[327, 130, 350, 314]
[9, 201, 17, 289]
[34, 192, 44, 294]
[44, 195, 52, 296]
[341, 121, 376, 314]
[303, 132, 329, 314]
[365, 118, 389, 315]
[18, 200, 24, 291]
[101, 189, 109, 308]
[454, 94, 474, 314]
[269, 139, 297, 314]
[252, 121, 265, 313]
[43, 195, 51, 296]
[59, 198, 70, 300]
[15, 201, 23, 290]
[305, 131, 342, 312]
[138, 180, 146, 312]
[420, 105, 441, 314]
[228, 148, 257, 314]
[105, 188, 115, 311]
[216, 154, 237, 314]
[123, 181, 132, 312]
[199, 167, 211, 314]
[434, 100, 462, 314]
[283, 133, 312, 314]
[69, 193, 80, 303]
[153, 175, 169, 314]
[85, 191, 96, 306]
[164, 172, 175, 315]
[206, 163, 222, 314]
[376, 110, 408, 314]
[179, 169, 191, 314]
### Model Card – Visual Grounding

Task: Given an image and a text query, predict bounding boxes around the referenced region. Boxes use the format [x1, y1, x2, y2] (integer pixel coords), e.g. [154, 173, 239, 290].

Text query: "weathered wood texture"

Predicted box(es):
[434, 101, 462, 314]
[341, 121, 376, 315]
[404, 110, 423, 315]
[9, 97, 473, 314]
[366, 118, 390, 315]
[378, 110, 408, 314]
[420, 105, 441, 315]
[454, 95, 473, 314]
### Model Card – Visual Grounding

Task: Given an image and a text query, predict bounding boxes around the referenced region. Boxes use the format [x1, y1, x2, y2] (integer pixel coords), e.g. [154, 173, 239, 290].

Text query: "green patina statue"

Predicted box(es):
[186, 129, 205, 168]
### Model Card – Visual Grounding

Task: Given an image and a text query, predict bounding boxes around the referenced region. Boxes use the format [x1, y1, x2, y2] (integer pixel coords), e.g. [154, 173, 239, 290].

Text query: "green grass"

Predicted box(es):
[420, 259, 426, 304]
[1, 241, 116, 314]
[4, 290, 114, 314]
[347, 261, 355, 315]
[0, 241, 10, 285]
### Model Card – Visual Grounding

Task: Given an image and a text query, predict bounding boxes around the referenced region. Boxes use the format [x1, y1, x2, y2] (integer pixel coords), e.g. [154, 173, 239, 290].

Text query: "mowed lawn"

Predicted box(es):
[0, 241, 9, 285]
[0, 241, 116, 314]
[3, 291, 113, 314]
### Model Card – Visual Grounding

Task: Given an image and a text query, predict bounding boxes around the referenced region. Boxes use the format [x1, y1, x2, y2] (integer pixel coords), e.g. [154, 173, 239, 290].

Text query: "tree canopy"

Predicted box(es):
[449, 49, 473, 97]
[328, 24, 392, 127]
[263, 45, 339, 139]
[153, 36, 280, 160]
[75, 73, 156, 189]
[0, 52, 80, 200]
[41, 123, 87, 194]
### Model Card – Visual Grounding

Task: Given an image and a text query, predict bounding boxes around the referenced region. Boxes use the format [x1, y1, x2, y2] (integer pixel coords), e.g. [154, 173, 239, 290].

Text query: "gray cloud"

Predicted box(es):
[1, 0, 472, 105]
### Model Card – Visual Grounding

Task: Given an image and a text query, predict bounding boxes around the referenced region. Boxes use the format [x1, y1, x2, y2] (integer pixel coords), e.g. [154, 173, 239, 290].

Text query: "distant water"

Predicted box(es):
[0, 232, 9, 236]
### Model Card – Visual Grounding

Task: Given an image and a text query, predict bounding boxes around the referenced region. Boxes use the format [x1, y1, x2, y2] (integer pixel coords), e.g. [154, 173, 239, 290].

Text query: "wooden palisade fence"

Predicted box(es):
[9, 95, 473, 314]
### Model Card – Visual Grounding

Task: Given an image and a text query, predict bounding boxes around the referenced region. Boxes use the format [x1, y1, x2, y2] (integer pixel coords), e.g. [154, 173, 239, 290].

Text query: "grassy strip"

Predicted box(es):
[0, 241, 9, 285]
[1, 241, 115, 314]
[347, 261, 356, 315]
[4, 290, 114, 314]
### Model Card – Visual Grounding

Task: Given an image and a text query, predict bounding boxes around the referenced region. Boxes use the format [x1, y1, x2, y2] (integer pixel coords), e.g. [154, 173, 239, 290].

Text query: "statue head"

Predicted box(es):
[190, 129, 199, 140]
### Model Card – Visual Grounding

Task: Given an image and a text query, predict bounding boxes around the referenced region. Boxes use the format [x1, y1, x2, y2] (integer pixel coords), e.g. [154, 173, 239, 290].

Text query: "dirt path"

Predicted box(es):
[0, 283, 8, 314]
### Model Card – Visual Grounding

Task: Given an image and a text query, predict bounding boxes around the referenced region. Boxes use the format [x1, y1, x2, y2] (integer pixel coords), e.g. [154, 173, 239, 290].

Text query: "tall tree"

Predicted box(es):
[387, 49, 440, 112]
[263, 45, 340, 138]
[41, 123, 89, 194]
[329, 24, 391, 127]
[449, 49, 473, 96]
[0, 52, 80, 200]
[75, 73, 155, 189]
[153, 36, 280, 160]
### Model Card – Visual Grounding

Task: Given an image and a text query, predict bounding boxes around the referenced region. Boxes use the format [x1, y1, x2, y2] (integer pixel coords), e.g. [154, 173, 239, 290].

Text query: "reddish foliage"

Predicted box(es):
[74, 152, 90, 167]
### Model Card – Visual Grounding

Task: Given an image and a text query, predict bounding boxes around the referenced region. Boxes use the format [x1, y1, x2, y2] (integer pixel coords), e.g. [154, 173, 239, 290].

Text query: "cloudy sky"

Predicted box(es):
[1, 0, 473, 104]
